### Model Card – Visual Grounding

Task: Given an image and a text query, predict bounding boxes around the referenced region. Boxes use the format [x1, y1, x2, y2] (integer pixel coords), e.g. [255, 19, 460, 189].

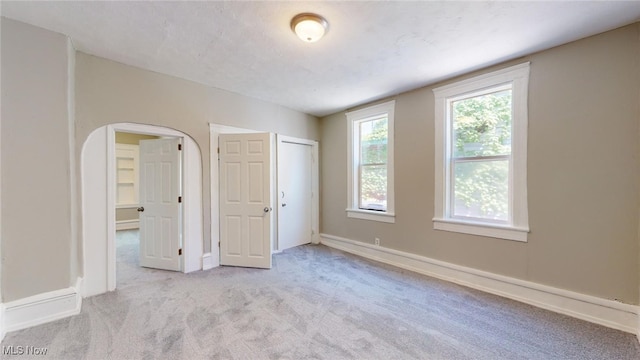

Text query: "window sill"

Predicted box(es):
[347, 209, 395, 223]
[433, 218, 528, 242]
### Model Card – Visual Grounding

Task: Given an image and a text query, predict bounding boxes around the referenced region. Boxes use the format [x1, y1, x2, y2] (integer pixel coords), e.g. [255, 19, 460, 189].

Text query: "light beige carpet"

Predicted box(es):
[2, 230, 639, 359]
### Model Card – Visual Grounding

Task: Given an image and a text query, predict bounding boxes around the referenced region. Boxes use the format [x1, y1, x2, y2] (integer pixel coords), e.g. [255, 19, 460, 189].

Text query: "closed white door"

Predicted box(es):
[277, 140, 313, 251]
[219, 133, 272, 269]
[138, 138, 182, 271]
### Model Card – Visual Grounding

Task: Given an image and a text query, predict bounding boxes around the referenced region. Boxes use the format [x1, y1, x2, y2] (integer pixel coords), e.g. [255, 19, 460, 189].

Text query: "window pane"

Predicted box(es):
[453, 90, 512, 158]
[360, 164, 387, 211]
[360, 117, 388, 165]
[453, 160, 508, 221]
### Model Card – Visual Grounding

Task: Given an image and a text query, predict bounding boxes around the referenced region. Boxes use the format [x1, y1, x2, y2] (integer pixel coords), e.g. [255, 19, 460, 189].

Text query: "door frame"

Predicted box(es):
[208, 123, 265, 269]
[218, 132, 274, 268]
[81, 123, 203, 297]
[276, 134, 320, 251]
[208, 124, 319, 267]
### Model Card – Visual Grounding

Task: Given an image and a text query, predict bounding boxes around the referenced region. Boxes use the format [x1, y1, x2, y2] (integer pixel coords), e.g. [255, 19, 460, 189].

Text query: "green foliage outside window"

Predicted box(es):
[452, 90, 512, 220]
[360, 118, 388, 209]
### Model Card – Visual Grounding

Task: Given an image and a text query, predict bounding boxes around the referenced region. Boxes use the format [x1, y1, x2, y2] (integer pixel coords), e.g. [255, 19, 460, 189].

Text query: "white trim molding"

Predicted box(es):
[346, 208, 396, 223]
[433, 63, 530, 242]
[209, 123, 260, 269]
[346, 100, 396, 224]
[320, 234, 638, 334]
[82, 123, 203, 298]
[2, 278, 83, 335]
[202, 253, 215, 271]
[115, 219, 139, 231]
[276, 134, 321, 248]
[0, 305, 4, 342]
[433, 218, 528, 242]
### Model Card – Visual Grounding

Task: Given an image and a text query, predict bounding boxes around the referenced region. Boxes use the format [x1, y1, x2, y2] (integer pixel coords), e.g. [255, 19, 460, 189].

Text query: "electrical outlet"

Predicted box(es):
[374, 237, 380, 246]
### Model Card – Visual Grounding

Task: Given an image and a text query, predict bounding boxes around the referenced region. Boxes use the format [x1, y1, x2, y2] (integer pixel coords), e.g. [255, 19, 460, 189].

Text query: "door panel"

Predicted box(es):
[278, 140, 313, 251]
[138, 138, 181, 271]
[219, 133, 272, 268]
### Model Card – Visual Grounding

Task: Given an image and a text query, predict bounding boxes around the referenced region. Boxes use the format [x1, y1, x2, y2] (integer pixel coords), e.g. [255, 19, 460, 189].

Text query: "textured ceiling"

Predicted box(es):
[2, 1, 640, 117]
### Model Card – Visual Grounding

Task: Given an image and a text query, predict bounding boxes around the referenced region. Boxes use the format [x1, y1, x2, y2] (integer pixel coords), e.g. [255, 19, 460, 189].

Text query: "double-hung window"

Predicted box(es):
[347, 100, 395, 223]
[433, 63, 530, 241]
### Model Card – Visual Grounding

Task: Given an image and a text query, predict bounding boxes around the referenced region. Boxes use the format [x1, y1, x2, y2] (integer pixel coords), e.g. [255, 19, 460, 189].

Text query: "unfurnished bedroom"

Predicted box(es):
[1, 1, 639, 359]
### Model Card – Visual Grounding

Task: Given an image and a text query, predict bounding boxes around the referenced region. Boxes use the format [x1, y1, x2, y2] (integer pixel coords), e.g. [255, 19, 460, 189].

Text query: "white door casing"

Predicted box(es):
[277, 140, 313, 251]
[208, 124, 259, 269]
[219, 133, 272, 269]
[82, 123, 202, 297]
[138, 138, 182, 271]
[276, 135, 320, 250]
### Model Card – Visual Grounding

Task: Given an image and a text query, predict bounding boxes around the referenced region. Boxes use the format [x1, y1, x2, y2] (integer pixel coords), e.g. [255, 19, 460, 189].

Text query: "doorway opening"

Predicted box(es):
[276, 135, 319, 252]
[81, 123, 203, 298]
[113, 132, 184, 285]
[208, 124, 319, 270]
[114, 131, 159, 286]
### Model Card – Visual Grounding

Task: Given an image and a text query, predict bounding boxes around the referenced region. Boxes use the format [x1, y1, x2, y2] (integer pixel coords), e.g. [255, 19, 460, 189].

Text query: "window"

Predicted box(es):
[433, 63, 530, 241]
[347, 100, 395, 223]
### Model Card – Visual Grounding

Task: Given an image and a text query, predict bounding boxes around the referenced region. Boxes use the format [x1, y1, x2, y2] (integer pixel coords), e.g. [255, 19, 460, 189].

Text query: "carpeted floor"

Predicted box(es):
[2, 230, 639, 359]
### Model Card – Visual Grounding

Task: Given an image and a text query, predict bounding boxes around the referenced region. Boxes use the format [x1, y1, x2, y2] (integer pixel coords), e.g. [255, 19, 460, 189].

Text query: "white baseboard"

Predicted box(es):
[320, 233, 639, 335]
[202, 253, 215, 270]
[116, 219, 139, 230]
[0, 303, 4, 342]
[2, 277, 83, 334]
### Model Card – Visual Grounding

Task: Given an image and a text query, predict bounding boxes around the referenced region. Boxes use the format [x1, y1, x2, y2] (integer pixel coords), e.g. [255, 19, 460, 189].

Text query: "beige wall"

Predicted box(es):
[1, 18, 320, 302]
[1, 18, 74, 301]
[75, 52, 320, 258]
[321, 23, 640, 304]
[3, 15, 636, 308]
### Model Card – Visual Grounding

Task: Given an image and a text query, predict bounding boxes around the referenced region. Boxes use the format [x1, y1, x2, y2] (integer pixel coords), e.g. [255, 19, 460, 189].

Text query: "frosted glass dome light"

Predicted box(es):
[291, 13, 328, 43]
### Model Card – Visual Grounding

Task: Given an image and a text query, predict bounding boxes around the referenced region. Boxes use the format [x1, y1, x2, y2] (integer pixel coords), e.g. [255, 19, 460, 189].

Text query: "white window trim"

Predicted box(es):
[346, 100, 395, 223]
[433, 63, 530, 242]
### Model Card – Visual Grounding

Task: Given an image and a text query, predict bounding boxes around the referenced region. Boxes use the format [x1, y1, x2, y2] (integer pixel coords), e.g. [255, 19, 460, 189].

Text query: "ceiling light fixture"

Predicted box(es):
[290, 13, 328, 43]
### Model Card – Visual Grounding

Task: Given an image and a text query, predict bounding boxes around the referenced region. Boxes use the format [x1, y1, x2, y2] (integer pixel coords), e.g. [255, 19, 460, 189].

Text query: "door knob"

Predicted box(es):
[137, 207, 145, 212]
[263, 207, 271, 213]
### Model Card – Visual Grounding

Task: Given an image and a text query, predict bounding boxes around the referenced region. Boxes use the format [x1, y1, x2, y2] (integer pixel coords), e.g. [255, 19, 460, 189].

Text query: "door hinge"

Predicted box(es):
[218, 241, 220, 247]
[217, 147, 220, 154]
[178, 248, 182, 256]
[178, 144, 182, 151]
[178, 196, 182, 203]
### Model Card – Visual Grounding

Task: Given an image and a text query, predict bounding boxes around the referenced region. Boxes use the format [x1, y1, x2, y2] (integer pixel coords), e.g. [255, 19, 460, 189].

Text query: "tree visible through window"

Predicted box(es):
[346, 100, 395, 223]
[452, 88, 511, 221]
[433, 62, 529, 241]
[359, 117, 388, 211]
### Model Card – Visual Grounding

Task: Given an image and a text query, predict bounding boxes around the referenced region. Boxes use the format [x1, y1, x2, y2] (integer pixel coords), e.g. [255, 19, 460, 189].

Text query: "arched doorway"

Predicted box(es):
[81, 123, 203, 297]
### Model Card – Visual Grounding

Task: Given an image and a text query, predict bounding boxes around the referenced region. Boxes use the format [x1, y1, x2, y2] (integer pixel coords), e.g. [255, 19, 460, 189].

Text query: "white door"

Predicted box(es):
[138, 138, 182, 271]
[219, 133, 272, 269]
[277, 140, 313, 251]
